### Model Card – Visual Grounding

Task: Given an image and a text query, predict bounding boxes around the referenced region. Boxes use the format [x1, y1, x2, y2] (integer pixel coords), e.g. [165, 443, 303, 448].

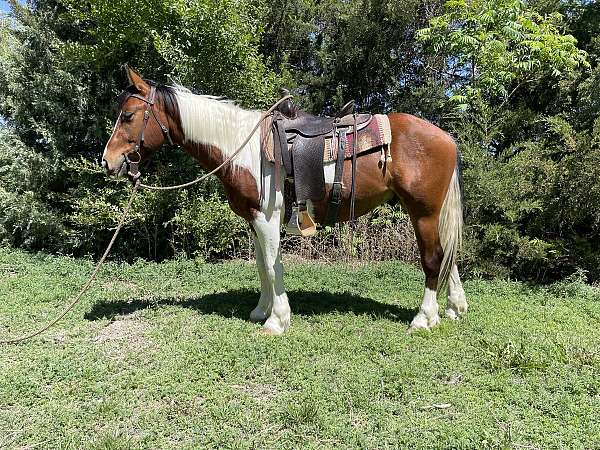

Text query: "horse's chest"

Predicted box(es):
[222, 169, 261, 222]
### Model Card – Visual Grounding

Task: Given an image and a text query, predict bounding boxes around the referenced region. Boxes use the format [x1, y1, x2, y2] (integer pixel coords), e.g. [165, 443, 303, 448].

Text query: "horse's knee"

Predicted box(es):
[264, 266, 276, 282]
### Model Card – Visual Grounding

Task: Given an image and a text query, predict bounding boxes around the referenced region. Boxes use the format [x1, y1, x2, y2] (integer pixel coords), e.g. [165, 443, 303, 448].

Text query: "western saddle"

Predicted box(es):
[271, 95, 373, 237]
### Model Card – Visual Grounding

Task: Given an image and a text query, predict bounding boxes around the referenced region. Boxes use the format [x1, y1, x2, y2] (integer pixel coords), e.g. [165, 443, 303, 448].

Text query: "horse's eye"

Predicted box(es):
[122, 111, 134, 122]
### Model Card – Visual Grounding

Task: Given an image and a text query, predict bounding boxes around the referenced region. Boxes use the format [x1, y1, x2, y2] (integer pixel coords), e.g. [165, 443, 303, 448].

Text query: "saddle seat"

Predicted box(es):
[281, 112, 372, 138]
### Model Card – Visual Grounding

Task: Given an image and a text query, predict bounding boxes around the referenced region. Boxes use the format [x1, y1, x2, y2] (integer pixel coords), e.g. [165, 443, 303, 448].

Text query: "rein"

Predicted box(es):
[0, 94, 292, 345]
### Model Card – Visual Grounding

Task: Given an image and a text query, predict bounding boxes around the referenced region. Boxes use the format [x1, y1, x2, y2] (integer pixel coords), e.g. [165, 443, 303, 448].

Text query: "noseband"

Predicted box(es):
[124, 85, 173, 182]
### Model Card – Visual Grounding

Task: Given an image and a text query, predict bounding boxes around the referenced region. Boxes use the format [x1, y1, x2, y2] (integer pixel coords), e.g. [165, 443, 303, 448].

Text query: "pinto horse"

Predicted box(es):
[102, 67, 468, 335]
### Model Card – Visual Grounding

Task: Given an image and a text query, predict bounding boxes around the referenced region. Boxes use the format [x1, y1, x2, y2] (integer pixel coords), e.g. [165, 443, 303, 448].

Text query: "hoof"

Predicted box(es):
[258, 315, 289, 336]
[445, 307, 459, 320]
[256, 325, 284, 336]
[446, 296, 468, 320]
[249, 306, 268, 323]
[408, 312, 440, 332]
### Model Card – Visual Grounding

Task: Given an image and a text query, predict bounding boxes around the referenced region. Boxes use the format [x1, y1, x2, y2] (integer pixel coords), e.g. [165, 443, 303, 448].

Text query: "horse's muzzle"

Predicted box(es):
[101, 157, 127, 177]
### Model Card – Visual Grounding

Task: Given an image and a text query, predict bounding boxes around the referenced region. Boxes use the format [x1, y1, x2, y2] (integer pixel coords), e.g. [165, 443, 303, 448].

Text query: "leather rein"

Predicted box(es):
[123, 85, 173, 182]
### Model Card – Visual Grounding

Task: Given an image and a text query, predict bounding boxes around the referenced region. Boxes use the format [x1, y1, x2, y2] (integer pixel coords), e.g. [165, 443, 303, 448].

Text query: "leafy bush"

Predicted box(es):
[169, 191, 250, 260]
[0, 128, 64, 250]
[545, 269, 600, 301]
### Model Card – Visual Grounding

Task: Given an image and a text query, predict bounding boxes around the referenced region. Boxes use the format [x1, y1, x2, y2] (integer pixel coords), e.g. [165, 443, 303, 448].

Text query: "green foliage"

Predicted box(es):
[169, 191, 250, 259]
[0, 128, 64, 249]
[262, 0, 443, 114]
[418, 0, 589, 107]
[61, 0, 282, 106]
[546, 268, 600, 301]
[456, 101, 600, 281]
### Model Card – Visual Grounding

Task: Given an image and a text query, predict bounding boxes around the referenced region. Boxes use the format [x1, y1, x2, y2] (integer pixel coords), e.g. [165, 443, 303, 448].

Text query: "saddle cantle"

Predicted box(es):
[264, 96, 392, 237]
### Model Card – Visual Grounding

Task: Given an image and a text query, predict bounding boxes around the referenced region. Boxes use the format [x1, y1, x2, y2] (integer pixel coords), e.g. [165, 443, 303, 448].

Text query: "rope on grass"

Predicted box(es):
[0, 181, 140, 344]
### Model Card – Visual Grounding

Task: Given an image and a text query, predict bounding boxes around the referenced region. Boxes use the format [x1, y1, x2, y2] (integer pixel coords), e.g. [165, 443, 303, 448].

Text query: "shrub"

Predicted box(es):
[169, 191, 251, 260]
[0, 129, 64, 250]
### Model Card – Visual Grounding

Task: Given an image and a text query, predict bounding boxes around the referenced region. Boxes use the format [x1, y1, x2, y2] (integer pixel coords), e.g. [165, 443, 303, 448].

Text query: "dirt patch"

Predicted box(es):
[94, 318, 150, 358]
[231, 382, 278, 402]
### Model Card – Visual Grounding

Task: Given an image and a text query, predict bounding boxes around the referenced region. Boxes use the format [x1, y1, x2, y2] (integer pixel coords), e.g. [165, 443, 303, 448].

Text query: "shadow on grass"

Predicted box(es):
[85, 289, 417, 324]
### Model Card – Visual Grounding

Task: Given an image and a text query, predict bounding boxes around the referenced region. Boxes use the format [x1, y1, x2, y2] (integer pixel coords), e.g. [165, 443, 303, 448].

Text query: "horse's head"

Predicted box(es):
[102, 66, 177, 178]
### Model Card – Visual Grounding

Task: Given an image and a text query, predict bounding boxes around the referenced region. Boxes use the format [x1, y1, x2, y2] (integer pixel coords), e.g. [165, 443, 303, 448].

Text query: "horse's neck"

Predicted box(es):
[182, 141, 230, 175]
[171, 93, 262, 196]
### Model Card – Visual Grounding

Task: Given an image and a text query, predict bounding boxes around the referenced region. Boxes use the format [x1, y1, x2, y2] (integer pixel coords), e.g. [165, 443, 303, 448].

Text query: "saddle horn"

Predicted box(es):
[335, 100, 355, 119]
[277, 89, 298, 118]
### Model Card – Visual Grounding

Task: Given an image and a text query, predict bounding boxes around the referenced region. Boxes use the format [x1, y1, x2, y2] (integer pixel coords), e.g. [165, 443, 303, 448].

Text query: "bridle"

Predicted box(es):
[123, 85, 173, 182]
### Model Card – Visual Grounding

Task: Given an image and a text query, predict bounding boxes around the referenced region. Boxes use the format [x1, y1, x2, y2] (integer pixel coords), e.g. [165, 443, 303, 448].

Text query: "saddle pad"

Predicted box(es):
[323, 114, 391, 162]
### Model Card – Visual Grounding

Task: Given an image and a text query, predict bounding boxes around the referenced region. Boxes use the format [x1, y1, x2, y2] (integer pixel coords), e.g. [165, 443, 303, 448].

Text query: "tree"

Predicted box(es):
[261, 0, 445, 116]
[0, 0, 281, 258]
[417, 0, 588, 109]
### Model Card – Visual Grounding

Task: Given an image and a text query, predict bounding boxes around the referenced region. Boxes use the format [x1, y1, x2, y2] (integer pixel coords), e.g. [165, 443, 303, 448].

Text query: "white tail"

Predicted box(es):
[437, 165, 463, 293]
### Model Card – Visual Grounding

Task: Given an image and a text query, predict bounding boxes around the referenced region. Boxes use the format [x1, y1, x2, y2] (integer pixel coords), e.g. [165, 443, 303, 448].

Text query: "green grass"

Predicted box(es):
[1, 247, 600, 449]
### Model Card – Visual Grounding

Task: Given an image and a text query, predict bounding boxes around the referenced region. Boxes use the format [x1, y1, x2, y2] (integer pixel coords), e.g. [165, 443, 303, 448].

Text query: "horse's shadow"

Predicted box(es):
[85, 289, 417, 324]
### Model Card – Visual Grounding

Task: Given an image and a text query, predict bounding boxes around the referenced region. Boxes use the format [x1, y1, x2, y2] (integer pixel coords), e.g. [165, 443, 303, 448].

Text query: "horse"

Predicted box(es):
[101, 66, 468, 335]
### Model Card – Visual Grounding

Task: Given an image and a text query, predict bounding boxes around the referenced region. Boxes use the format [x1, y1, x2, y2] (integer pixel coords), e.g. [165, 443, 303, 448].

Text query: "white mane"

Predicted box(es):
[173, 86, 262, 179]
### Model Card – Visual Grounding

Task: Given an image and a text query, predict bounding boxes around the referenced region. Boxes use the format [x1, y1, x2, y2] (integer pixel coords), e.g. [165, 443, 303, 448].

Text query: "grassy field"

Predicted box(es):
[1, 247, 599, 449]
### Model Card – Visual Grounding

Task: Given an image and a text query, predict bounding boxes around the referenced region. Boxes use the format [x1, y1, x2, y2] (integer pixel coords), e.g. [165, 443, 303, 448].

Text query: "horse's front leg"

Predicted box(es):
[252, 211, 291, 335]
[249, 232, 271, 323]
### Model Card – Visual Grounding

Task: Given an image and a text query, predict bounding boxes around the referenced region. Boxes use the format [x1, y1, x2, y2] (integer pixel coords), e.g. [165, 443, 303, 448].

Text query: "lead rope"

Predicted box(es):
[0, 95, 292, 344]
[0, 181, 140, 344]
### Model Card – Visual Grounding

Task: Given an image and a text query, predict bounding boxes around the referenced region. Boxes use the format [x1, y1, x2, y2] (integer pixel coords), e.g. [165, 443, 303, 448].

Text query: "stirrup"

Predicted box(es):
[286, 206, 317, 237]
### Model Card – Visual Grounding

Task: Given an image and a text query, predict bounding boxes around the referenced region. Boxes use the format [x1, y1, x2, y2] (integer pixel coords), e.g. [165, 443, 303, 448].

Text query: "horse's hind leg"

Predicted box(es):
[409, 215, 443, 331]
[446, 265, 468, 319]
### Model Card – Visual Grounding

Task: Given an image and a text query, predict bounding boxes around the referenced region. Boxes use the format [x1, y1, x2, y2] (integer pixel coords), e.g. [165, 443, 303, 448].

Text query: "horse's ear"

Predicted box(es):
[125, 65, 149, 95]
